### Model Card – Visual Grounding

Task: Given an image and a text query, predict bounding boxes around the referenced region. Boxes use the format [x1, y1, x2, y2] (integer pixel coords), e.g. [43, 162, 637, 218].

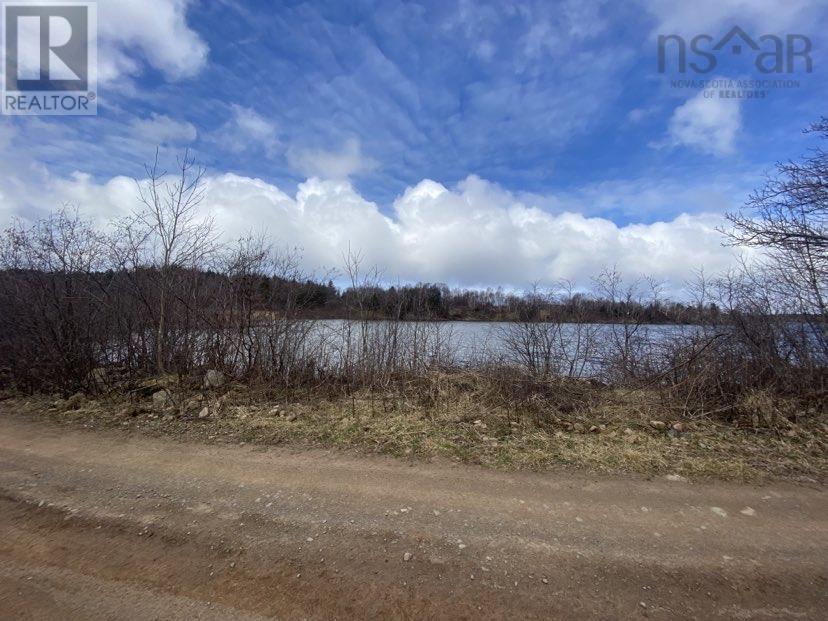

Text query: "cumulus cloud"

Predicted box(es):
[666, 87, 742, 156]
[96, 0, 208, 83]
[388, 176, 736, 287]
[287, 138, 379, 180]
[0, 165, 739, 293]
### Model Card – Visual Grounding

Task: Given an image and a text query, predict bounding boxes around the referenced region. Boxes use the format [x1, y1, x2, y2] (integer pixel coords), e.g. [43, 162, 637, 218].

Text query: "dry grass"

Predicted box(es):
[2, 372, 825, 484]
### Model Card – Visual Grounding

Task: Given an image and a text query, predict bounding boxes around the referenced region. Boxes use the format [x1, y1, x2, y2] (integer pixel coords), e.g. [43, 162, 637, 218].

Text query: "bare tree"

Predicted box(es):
[723, 118, 827, 317]
[114, 149, 217, 374]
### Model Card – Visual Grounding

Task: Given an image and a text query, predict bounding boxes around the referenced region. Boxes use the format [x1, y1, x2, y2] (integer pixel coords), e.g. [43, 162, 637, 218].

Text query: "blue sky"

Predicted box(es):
[1, 0, 826, 289]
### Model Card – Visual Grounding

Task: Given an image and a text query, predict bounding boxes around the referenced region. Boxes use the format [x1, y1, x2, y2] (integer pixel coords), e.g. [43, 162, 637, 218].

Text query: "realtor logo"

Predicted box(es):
[2, 1, 97, 115]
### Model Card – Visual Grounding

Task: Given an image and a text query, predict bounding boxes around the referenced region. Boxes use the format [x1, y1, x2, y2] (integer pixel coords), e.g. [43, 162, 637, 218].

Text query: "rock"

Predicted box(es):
[623, 427, 633, 435]
[649, 420, 666, 431]
[403, 552, 412, 561]
[740, 506, 756, 516]
[541, 577, 548, 584]
[573, 422, 586, 433]
[672, 422, 687, 433]
[198, 406, 210, 419]
[588, 425, 599, 433]
[710, 507, 728, 518]
[203, 369, 226, 389]
[64, 392, 86, 410]
[665, 474, 687, 483]
[151, 389, 171, 409]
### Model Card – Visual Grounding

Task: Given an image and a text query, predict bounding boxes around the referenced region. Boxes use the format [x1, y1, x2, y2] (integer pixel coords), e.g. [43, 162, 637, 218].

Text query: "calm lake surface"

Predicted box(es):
[305, 319, 698, 370]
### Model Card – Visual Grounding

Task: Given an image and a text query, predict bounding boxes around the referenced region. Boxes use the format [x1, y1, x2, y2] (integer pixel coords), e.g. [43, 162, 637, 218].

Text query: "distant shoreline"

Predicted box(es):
[254, 311, 817, 326]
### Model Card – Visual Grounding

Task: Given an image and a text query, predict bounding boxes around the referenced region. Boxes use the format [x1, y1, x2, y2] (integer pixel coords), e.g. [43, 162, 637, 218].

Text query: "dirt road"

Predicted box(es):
[0, 415, 825, 620]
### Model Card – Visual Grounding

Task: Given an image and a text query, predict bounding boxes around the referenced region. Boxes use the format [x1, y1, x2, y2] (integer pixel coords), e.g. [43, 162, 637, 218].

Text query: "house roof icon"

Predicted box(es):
[713, 26, 760, 53]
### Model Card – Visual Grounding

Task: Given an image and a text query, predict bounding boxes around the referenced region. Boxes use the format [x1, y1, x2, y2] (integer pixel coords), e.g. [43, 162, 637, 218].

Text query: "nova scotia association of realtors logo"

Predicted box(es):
[658, 26, 812, 75]
[1, 1, 97, 115]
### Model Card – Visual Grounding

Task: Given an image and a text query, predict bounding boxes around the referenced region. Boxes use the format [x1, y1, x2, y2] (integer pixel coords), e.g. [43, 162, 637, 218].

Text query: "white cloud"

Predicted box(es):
[389, 176, 737, 287]
[666, 87, 742, 156]
[128, 113, 197, 145]
[0, 166, 740, 293]
[287, 138, 379, 180]
[96, 0, 208, 83]
[210, 105, 280, 156]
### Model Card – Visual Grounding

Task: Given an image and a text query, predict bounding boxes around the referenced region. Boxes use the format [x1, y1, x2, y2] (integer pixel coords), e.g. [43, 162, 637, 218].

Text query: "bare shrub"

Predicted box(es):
[653, 264, 826, 424]
[0, 206, 109, 392]
[591, 268, 665, 384]
[499, 282, 599, 379]
[333, 249, 457, 395]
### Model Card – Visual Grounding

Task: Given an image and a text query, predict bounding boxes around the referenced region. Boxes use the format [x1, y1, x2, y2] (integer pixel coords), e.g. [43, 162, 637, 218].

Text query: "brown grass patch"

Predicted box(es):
[2, 372, 825, 483]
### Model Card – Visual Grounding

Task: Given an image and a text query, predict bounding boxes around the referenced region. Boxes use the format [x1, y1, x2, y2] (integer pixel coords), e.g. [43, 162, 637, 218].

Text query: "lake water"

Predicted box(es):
[298, 319, 700, 377]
